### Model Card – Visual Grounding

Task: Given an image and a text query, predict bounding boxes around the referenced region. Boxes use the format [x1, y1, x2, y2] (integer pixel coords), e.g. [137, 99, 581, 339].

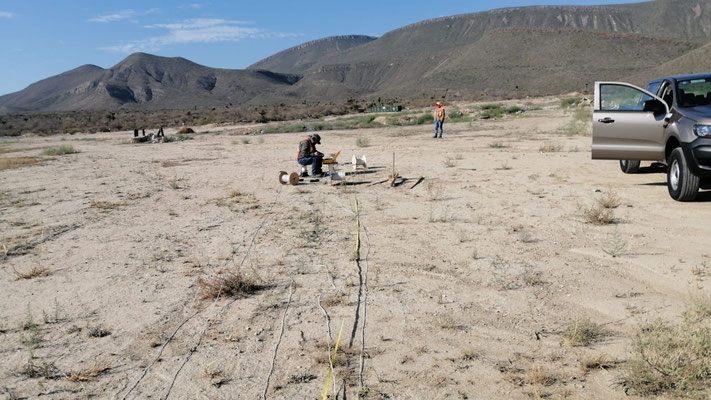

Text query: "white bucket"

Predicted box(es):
[331, 171, 346, 180]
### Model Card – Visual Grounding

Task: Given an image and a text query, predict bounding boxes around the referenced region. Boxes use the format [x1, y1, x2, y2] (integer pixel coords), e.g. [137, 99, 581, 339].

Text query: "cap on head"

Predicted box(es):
[310, 133, 321, 144]
[435, 101, 442, 106]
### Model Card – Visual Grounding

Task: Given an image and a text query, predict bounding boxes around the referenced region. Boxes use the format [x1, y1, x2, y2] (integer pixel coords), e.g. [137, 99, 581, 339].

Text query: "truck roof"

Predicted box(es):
[649, 73, 711, 84]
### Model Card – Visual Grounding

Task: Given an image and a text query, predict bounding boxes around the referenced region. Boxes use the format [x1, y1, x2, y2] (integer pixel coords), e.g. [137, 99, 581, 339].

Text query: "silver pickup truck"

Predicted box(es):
[592, 74, 711, 201]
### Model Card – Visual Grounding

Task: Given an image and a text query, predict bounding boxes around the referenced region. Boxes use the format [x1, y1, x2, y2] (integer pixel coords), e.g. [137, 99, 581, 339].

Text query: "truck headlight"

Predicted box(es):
[694, 124, 711, 137]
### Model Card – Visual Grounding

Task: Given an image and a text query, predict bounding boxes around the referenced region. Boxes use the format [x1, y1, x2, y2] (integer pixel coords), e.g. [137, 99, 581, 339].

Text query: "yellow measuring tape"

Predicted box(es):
[322, 321, 345, 400]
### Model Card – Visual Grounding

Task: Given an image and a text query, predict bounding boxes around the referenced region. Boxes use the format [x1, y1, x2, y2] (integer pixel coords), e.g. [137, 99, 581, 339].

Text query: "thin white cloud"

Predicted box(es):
[101, 18, 297, 53]
[145, 18, 250, 30]
[179, 3, 206, 10]
[88, 8, 159, 23]
[0, 11, 15, 18]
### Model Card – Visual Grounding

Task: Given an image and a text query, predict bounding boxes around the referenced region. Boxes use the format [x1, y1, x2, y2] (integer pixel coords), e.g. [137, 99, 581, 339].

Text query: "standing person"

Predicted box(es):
[433, 101, 445, 138]
[297, 134, 324, 177]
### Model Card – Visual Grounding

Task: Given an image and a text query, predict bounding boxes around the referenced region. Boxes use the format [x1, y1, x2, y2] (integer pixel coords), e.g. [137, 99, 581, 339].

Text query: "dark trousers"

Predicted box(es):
[298, 156, 323, 175]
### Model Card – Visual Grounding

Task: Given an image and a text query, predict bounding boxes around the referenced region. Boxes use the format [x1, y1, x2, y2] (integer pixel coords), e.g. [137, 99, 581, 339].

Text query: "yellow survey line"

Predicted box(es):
[322, 321, 345, 400]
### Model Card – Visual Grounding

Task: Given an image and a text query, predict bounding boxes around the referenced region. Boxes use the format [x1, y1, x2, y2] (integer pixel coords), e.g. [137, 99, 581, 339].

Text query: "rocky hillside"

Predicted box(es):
[247, 35, 377, 74]
[288, 0, 711, 99]
[0, 53, 300, 113]
[2, 0, 711, 114]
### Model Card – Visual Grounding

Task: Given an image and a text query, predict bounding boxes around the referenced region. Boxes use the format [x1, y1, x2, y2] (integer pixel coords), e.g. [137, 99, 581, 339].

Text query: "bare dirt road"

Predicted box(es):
[1, 98, 710, 399]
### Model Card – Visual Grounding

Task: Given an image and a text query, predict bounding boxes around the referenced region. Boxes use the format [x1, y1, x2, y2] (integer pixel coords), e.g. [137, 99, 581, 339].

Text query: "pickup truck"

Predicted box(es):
[592, 74, 711, 201]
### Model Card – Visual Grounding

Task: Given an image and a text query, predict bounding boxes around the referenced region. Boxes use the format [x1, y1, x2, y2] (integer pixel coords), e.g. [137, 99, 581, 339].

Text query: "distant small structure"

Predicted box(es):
[369, 105, 402, 113]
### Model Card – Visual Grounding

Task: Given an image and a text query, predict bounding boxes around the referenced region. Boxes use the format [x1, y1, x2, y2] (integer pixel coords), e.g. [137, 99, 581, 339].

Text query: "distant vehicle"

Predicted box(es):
[592, 74, 711, 201]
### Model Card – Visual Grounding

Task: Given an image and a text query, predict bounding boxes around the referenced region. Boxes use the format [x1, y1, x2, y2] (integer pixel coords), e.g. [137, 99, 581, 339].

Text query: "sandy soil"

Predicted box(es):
[1, 97, 710, 400]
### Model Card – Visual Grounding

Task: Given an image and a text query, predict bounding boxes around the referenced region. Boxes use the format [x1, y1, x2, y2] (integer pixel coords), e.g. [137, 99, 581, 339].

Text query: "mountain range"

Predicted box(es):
[1, 0, 711, 114]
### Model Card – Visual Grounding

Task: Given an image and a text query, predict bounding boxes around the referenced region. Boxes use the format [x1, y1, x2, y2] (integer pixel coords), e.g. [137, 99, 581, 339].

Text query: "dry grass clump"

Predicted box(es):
[581, 204, 616, 225]
[91, 200, 127, 209]
[288, 373, 317, 384]
[443, 157, 457, 168]
[202, 364, 230, 387]
[488, 141, 508, 148]
[539, 142, 563, 153]
[42, 145, 79, 156]
[160, 160, 184, 167]
[603, 228, 629, 257]
[562, 318, 608, 347]
[20, 360, 59, 379]
[580, 352, 619, 373]
[67, 365, 110, 382]
[14, 265, 52, 280]
[425, 180, 444, 201]
[437, 314, 467, 331]
[619, 298, 711, 397]
[0, 157, 40, 171]
[321, 291, 348, 307]
[524, 364, 559, 387]
[197, 272, 264, 300]
[355, 135, 370, 147]
[88, 326, 111, 338]
[597, 191, 621, 209]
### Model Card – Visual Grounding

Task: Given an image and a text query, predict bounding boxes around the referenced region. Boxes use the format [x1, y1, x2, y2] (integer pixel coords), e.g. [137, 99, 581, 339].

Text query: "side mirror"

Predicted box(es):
[643, 99, 667, 115]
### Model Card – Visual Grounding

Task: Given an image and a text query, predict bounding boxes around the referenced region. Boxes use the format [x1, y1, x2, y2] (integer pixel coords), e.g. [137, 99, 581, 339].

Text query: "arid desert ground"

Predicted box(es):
[1, 97, 710, 400]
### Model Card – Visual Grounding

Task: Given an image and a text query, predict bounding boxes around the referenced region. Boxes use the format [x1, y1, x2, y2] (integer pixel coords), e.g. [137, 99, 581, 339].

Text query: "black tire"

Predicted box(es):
[619, 160, 641, 173]
[667, 147, 700, 201]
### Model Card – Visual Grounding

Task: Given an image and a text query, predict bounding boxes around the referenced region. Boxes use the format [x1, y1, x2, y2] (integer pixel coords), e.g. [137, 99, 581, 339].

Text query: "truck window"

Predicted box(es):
[677, 78, 711, 107]
[599, 84, 654, 111]
[646, 82, 661, 96]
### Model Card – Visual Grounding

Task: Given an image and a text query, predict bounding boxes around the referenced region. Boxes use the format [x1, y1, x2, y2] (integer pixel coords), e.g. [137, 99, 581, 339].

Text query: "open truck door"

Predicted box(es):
[592, 81, 668, 160]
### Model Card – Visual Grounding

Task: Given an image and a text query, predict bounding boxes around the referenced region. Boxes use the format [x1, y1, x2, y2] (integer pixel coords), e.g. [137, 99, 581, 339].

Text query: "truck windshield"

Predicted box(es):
[677, 78, 711, 108]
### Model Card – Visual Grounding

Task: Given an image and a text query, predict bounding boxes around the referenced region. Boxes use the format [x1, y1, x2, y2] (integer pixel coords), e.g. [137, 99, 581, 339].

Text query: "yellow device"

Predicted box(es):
[322, 150, 341, 164]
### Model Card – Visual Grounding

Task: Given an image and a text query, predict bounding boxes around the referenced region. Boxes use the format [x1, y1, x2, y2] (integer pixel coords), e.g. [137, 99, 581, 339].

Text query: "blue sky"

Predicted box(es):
[0, 0, 633, 96]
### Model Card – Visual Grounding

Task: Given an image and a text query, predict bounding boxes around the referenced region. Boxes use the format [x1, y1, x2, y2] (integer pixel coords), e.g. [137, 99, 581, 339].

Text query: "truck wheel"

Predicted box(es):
[619, 160, 641, 173]
[667, 148, 700, 201]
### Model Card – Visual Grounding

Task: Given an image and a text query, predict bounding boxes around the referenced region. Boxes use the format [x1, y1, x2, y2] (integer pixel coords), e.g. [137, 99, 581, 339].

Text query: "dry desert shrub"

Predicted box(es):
[581, 204, 616, 225]
[0, 157, 40, 170]
[161, 160, 183, 167]
[91, 200, 127, 209]
[539, 142, 563, 153]
[88, 326, 111, 338]
[201, 364, 230, 387]
[425, 180, 444, 201]
[67, 364, 110, 382]
[524, 364, 559, 387]
[562, 318, 608, 347]
[42, 145, 79, 156]
[288, 373, 317, 384]
[597, 191, 621, 209]
[20, 359, 59, 379]
[496, 161, 513, 170]
[14, 265, 51, 280]
[580, 352, 619, 373]
[443, 157, 457, 168]
[197, 272, 264, 300]
[488, 141, 508, 148]
[437, 314, 467, 331]
[619, 298, 711, 398]
[355, 135, 370, 147]
[603, 228, 629, 257]
[321, 291, 348, 307]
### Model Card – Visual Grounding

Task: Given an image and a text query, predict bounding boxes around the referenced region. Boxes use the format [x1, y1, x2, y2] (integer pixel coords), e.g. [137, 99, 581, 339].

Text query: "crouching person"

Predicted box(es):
[297, 134, 324, 177]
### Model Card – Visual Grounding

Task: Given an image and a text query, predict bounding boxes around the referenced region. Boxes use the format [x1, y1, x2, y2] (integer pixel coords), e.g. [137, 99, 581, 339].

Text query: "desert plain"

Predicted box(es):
[1, 97, 710, 400]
